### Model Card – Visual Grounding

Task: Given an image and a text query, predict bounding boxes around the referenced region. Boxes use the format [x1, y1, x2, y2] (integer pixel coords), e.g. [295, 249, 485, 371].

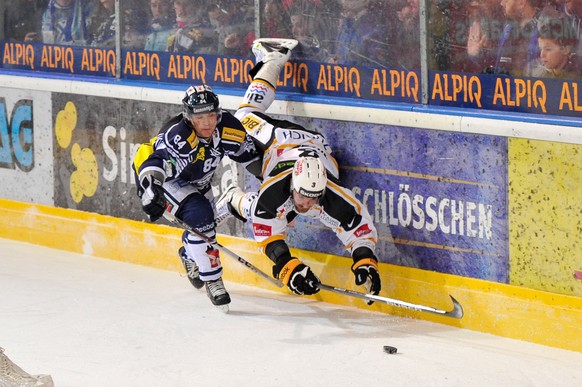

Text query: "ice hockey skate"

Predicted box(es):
[178, 247, 204, 289]
[251, 38, 298, 64]
[205, 278, 231, 312]
[214, 184, 247, 226]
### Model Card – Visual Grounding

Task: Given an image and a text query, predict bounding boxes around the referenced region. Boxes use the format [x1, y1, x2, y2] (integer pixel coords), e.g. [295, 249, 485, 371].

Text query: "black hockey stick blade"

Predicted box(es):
[318, 283, 464, 319]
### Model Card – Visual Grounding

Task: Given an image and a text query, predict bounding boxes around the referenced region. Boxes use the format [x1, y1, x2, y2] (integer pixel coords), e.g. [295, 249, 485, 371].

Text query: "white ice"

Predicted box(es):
[1, 238, 581, 387]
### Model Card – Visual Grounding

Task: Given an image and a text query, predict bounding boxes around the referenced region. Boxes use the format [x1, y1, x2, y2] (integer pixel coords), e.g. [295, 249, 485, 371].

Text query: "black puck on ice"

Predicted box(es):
[383, 345, 397, 354]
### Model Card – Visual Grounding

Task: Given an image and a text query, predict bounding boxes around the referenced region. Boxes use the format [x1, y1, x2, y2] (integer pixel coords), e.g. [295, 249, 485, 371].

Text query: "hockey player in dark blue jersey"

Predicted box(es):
[132, 84, 260, 309]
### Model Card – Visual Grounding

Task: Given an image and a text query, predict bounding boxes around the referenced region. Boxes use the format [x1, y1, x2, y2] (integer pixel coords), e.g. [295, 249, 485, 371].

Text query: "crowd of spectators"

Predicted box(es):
[1, 0, 581, 79]
[430, 0, 582, 79]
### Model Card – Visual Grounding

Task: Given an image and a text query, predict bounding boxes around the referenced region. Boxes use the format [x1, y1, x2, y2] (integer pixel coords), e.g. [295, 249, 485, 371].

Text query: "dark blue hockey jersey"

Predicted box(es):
[133, 111, 260, 193]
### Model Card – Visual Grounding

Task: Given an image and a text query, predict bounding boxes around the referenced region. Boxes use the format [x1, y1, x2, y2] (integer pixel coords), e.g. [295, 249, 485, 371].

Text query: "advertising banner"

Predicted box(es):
[4, 42, 582, 118]
[0, 89, 53, 205]
[47, 92, 509, 282]
[430, 70, 582, 118]
[276, 116, 509, 282]
[50, 93, 243, 231]
[1, 43, 419, 103]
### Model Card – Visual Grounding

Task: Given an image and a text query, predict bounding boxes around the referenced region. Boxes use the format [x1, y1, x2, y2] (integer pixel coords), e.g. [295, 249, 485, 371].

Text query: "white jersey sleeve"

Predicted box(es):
[318, 181, 377, 255]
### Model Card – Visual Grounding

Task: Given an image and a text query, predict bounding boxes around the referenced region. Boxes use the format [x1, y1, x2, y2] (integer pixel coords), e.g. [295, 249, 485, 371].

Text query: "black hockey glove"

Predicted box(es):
[139, 172, 166, 222]
[273, 257, 320, 295]
[351, 257, 381, 305]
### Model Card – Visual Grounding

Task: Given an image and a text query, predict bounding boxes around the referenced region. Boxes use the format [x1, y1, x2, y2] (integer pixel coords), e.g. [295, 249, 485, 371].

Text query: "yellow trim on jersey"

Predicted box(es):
[237, 103, 258, 110]
[222, 126, 246, 143]
[132, 136, 156, 172]
[327, 180, 362, 212]
[261, 153, 273, 176]
[195, 146, 205, 161]
[186, 129, 199, 148]
[260, 168, 293, 191]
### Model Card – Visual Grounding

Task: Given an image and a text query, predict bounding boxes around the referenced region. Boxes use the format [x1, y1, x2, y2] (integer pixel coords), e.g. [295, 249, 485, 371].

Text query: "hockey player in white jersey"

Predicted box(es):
[217, 38, 381, 301]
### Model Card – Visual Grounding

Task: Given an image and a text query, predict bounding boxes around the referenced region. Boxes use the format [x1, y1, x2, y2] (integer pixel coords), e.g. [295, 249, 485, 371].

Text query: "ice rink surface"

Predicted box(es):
[1, 238, 581, 387]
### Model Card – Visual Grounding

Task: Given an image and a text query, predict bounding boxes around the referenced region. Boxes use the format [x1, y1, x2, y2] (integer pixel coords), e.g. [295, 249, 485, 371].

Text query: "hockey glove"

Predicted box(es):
[273, 257, 320, 295]
[139, 172, 166, 222]
[351, 257, 381, 305]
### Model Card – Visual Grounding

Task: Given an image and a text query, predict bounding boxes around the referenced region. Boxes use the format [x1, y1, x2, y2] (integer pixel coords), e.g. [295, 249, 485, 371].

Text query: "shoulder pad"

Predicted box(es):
[164, 122, 199, 158]
[132, 137, 156, 172]
[221, 112, 250, 144]
[240, 113, 274, 148]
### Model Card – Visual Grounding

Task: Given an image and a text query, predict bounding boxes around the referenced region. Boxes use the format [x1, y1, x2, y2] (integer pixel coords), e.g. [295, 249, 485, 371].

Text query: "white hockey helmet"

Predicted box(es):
[291, 156, 327, 197]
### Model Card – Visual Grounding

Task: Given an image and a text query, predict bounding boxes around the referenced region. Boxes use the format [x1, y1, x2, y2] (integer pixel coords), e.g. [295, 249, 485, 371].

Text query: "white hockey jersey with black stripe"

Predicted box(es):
[236, 110, 377, 260]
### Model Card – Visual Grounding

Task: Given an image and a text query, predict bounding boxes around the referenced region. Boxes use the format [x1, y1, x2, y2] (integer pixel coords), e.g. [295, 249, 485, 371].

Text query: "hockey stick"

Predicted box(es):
[165, 213, 284, 288]
[317, 284, 464, 319]
[166, 213, 463, 319]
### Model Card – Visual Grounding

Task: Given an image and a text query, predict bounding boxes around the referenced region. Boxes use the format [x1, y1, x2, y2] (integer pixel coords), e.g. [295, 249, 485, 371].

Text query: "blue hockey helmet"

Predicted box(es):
[182, 85, 222, 123]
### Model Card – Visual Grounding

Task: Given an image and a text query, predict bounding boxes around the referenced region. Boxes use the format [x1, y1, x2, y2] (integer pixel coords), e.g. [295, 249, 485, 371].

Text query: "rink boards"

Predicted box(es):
[0, 75, 581, 353]
[0, 198, 580, 353]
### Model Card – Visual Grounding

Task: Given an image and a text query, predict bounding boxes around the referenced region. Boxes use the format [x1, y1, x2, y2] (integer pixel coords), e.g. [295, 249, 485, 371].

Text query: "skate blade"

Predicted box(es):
[215, 304, 230, 313]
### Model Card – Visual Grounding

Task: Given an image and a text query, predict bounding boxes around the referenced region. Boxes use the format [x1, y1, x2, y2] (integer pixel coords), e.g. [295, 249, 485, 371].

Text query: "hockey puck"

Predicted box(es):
[383, 345, 397, 354]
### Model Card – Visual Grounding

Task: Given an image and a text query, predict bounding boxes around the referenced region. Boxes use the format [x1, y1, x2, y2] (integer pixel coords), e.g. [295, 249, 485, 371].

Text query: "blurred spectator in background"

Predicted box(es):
[89, 0, 148, 49]
[261, 0, 292, 39]
[41, 0, 94, 45]
[167, 0, 217, 53]
[330, 0, 381, 66]
[297, 0, 340, 59]
[372, 0, 406, 69]
[468, 0, 544, 76]
[90, 0, 115, 47]
[561, 0, 582, 56]
[3, 0, 48, 42]
[289, 2, 330, 61]
[144, 0, 175, 51]
[532, 6, 581, 78]
[459, 0, 505, 73]
[393, 0, 421, 70]
[208, 0, 254, 57]
[427, 0, 454, 71]
[121, 3, 149, 50]
[0, 3, 4, 40]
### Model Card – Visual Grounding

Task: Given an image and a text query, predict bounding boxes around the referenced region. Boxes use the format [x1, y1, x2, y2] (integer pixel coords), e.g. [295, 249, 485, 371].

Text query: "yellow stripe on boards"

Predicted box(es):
[0, 198, 580, 353]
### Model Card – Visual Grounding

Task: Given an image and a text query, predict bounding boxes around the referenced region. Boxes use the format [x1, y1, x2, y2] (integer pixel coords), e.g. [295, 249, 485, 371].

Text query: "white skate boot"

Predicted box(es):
[249, 38, 298, 86]
[251, 38, 299, 64]
[215, 184, 247, 226]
